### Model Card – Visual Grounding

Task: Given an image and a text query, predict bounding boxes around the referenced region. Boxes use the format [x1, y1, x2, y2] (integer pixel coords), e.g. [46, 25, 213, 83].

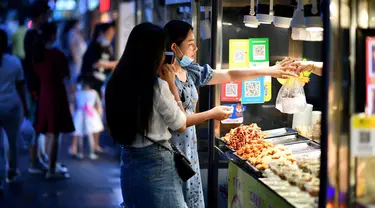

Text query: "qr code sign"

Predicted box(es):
[264, 84, 269, 97]
[245, 81, 261, 97]
[360, 131, 371, 144]
[253, 45, 265, 60]
[225, 83, 238, 97]
[234, 49, 245, 63]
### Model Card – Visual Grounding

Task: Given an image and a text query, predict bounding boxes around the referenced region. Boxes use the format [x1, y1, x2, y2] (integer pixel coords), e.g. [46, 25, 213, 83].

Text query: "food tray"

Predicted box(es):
[244, 161, 264, 177]
[216, 137, 228, 144]
[225, 145, 236, 152]
[266, 135, 309, 145]
[285, 141, 320, 154]
[233, 152, 248, 161]
[263, 128, 298, 139]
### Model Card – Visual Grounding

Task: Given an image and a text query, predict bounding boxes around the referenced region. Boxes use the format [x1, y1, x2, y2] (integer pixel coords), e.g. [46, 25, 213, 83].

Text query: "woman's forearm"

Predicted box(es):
[208, 67, 273, 85]
[185, 111, 212, 127]
[312, 62, 323, 76]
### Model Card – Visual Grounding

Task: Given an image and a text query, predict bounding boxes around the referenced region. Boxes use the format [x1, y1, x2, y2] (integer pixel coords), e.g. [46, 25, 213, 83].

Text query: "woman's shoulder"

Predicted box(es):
[2, 54, 21, 66]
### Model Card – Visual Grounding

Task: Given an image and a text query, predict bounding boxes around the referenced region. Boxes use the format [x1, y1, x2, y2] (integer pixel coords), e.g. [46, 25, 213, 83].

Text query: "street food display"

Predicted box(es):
[219, 123, 321, 207]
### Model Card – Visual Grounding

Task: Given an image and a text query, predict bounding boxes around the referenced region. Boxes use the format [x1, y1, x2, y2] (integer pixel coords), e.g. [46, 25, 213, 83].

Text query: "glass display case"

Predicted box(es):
[204, 0, 347, 207]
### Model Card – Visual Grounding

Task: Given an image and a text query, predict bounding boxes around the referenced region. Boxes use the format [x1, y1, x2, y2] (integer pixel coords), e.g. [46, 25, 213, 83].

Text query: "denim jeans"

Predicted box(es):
[0, 103, 22, 178]
[120, 143, 187, 208]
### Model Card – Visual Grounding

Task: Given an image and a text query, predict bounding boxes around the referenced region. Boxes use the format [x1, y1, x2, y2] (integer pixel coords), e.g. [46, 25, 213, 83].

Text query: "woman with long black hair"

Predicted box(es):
[0, 29, 28, 190]
[105, 23, 192, 208]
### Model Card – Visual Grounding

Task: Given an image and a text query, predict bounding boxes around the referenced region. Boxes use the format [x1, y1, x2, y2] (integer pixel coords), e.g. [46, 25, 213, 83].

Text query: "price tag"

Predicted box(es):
[351, 115, 375, 156]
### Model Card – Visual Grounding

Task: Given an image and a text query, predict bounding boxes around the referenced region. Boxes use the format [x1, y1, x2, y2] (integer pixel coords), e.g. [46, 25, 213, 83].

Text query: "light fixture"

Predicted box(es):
[291, 0, 305, 28]
[273, 4, 294, 28]
[256, 0, 273, 24]
[304, 0, 323, 32]
[244, 0, 259, 28]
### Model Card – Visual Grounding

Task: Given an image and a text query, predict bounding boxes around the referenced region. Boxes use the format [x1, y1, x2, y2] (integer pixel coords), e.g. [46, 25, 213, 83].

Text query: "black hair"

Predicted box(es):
[105, 22, 165, 145]
[78, 75, 95, 89]
[100, 21, 116, 34]
[164, 20, 193, 51]
[91, 23, 102, 41]
[62, 19, 79, 51]
[91, 21, 116, 41]
[27, 0, 51, 20]
[34, 22, 58, 63]
[0, 29, 8, 67]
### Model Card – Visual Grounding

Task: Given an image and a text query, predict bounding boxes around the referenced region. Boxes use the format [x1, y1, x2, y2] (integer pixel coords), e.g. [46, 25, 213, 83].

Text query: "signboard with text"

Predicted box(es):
[228, 161, 291, 208]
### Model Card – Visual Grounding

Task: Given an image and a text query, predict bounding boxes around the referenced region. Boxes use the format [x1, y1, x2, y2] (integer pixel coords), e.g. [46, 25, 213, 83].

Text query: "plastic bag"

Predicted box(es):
[275, 77, 307, 114]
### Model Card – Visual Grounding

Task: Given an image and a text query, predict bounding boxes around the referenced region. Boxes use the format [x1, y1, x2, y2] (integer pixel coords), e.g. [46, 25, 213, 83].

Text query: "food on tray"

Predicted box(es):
[305, 178, 320, 197]
[222, 124, 266, 150]
[235, 140, 274, 160]
[286, 171, 303, 186]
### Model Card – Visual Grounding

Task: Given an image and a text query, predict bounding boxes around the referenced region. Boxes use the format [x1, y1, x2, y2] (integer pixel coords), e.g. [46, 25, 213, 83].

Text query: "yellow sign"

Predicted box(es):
[351, 114, 375, 156]
[229, 40, 250, 69]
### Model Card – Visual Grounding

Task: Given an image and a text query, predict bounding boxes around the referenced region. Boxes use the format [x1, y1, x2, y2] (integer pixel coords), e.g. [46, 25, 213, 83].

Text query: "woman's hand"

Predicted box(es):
[289, 61, 314, 74]
[265, 58, 298, 79]
[159, 64, 176, 86]
[209, 106, 232, 120]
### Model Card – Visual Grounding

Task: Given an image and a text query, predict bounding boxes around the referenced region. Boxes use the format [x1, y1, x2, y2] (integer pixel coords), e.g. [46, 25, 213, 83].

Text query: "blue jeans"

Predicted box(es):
[120, 143, 187, 208]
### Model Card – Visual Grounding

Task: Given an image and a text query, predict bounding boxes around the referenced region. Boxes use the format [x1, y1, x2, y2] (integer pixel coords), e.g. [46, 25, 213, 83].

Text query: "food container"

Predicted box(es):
[267, 134, 309, 145]
[305, 178, 320, 197]
[286, 171, 302, 186]
[311, 111, 322, 142]
[278, 166, 299, 180]
[295, 173, 313, 190]
[308, 165, 320, 178]
[263, 128, 298, 139]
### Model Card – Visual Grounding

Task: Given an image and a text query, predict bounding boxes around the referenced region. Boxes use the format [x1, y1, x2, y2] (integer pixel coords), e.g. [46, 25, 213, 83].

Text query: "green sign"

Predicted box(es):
[249, 38, 269, 63]
[228, 161, 292, 208]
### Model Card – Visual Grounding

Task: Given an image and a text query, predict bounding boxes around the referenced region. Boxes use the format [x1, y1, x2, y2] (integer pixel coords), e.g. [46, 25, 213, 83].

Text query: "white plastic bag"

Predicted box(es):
[275, 77, 307, 114]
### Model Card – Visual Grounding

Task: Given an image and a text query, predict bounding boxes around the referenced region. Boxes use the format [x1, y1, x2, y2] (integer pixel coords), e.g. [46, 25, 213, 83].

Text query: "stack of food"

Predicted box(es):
[222, 124, 266, 150]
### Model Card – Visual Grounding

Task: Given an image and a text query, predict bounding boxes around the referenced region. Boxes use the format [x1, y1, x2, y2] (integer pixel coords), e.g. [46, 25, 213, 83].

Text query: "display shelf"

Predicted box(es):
[215, 134, 321, 208]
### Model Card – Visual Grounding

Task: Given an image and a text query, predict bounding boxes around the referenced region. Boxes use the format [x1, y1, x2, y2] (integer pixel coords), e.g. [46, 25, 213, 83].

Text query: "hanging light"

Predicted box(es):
[304, 0, 323, 32]
[273, 4, 294, 28]
[244, 0, 259, 28]
[256, 0, 273, 24]
[290, 0, 305, 28]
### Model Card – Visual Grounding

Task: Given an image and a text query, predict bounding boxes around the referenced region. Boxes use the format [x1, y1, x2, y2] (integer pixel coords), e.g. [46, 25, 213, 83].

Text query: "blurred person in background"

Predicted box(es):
[61, 19, 87, 84]
[71, 76, 104, 160]
[0, 29, 29, 191]
[11, 16, 27, 60]
[33, 22, 74, 179]
[24, 0, 51, 175]
[78, 21, 117, 153]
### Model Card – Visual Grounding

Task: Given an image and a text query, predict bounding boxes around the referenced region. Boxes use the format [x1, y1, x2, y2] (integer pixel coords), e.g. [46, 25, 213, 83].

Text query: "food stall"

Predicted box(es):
[203, 0, 374, 207]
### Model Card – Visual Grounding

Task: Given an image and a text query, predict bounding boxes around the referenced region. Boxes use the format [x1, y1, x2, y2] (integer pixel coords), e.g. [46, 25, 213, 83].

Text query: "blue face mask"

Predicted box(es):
[176, 47, 194, 67]
[98, 36, 110, 47]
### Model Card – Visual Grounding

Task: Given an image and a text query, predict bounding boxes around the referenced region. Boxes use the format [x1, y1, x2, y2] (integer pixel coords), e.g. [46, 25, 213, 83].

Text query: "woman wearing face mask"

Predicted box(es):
[80, 21, 117, 99]
[163, 20, 296, 208]
[78, 22, 117, 153]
